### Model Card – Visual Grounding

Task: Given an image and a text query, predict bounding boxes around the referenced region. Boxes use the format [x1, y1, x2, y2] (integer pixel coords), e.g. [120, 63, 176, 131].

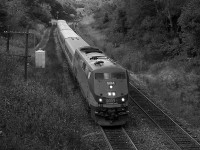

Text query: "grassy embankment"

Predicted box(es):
[0, 26, 92, 149]
[78, 15, 200, 135]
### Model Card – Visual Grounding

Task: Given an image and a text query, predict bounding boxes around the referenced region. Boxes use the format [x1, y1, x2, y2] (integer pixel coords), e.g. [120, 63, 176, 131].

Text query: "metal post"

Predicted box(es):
[24, 27, 29, 81]
[34, 34, 35, 47]
[6, 26, 10, 53]
[56, 11, 59, 19]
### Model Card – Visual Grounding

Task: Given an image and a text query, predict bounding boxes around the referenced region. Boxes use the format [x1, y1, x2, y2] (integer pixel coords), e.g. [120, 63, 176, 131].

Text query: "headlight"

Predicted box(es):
[112, 92, 116, 96]
[109, 85, 113, 89]
[99, 98, 103, 103]
[108, 92, 112, 96]
[108, 92, 116, 96]
[121, 98, 125, 102]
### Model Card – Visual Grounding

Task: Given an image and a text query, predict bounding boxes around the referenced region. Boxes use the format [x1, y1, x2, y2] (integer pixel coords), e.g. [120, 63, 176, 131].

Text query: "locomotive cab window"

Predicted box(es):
[111, 72, 126, 79]
[82, 62, 86, 71]
[95, 72, 126, 80]
[96, 73, 110, 79]
[95, 73, 104, 79]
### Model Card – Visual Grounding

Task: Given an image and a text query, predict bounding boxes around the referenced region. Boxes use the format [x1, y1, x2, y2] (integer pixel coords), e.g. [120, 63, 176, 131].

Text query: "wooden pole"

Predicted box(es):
[24, 27, 29, 81]
[6, 26, 10, 53]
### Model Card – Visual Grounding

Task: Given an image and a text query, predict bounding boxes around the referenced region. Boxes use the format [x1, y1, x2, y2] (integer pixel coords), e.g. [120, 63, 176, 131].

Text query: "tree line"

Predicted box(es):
[93, 0, 200, 63]
[0, 0, 76, 32]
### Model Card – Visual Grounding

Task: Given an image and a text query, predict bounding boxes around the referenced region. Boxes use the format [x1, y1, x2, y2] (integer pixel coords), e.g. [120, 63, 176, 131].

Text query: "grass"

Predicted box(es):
[0, 27, 93, 150]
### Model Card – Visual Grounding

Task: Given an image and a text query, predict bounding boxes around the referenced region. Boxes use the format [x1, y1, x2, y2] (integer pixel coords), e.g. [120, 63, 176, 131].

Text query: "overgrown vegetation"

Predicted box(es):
[0, 0, 91, 148]
[0, 0, 76, 32]
[0, 27, 91, 149]
[91, 0, 200, 128]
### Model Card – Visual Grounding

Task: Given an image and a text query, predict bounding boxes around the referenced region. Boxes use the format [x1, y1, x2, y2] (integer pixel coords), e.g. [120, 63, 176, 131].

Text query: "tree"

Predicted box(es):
[0, 0, 7, 33]
[154, 0, 187, 33]
[178, 0, 200, 57]
[121, 0, 157, 31]
[103, 13, 109, 24]
[49, 1, 76, 20]
[115, 9, 128, 35]
[5, 0, 28, 29]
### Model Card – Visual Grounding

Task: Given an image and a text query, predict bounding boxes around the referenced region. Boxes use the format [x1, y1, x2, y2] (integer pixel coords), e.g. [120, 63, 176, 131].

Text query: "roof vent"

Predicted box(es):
[90, 56, 107, 60]
[80, 46, 103, 54]
[94, 61, 104, 66]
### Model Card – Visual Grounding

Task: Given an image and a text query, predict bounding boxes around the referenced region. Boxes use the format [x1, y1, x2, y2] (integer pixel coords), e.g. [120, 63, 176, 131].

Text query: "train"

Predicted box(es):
[56, 20, 129, 126]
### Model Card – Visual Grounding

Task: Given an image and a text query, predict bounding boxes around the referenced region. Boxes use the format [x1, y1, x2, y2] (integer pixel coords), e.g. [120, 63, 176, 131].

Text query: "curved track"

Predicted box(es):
[101, 127, 138, 150]
[129, 80, 200, 150]
[73, 21, 200, 149]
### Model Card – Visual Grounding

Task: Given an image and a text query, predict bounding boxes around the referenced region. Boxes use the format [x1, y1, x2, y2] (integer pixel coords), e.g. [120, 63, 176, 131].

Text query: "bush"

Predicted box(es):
[0, 77, 89, 149]
[148, 62, 168, 75]
[145, 65, 200, 127]
[0, 40, 90, 149]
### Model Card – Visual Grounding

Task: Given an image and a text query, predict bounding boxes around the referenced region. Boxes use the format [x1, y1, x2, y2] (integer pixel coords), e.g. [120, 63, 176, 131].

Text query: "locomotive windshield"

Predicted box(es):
[95, 72, 126, 80]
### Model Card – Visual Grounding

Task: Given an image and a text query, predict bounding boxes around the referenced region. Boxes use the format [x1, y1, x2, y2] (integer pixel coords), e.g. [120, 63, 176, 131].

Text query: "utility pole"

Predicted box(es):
[1, 26, 32, 82]
[34, 34, 36, 47]
[24, 26, 29, 81]
[56, 11, 59, 19]
[6, 26, 10, 53]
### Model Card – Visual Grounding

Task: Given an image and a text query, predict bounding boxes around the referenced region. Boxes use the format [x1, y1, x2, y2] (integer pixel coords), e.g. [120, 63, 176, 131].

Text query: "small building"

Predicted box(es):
[35, 48, 45, 68]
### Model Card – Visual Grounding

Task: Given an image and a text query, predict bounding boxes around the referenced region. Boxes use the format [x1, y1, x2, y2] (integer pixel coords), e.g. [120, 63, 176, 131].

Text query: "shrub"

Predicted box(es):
[0, 77, 89, 149]
[145, 65, 200, 127]
[148, 62, 168, 75]
[0, 37, 90, 149]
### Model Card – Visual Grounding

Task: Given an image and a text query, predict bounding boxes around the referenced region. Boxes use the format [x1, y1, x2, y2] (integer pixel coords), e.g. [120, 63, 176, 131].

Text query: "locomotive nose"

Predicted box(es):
[94, 72, 128, 98]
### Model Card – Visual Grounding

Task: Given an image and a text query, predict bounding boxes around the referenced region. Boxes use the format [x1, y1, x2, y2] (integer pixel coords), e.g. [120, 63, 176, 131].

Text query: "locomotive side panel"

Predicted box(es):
[73, 51, 96, 105]
[56, 29, 73, 68]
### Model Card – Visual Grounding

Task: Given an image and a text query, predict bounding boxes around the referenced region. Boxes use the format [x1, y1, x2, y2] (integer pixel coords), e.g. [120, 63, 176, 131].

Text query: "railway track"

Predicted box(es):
[129, 81, 200, 150]
[101, 127, 138, 150]
[74, 21, 200, 149]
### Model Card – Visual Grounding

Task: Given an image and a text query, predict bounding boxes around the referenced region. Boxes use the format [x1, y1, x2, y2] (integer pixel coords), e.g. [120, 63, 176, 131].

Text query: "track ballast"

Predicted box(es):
[101, 127, 138, 150]
[129, 81, 200, 150]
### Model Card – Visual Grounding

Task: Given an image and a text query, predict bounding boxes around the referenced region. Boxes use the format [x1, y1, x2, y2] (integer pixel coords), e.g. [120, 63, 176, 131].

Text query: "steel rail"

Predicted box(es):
[101, 126, 138, 150]
[129, 81, 200, 150]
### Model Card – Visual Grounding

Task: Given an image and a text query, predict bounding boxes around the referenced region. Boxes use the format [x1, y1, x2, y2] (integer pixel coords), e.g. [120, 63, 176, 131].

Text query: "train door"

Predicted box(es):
[73, 51, 79, 77]
[75, 58, 87, 97]
[80, 61, 89, 97]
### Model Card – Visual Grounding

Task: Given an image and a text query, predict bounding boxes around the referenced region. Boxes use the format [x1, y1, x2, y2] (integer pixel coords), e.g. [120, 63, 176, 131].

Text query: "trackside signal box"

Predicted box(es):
[35, 48, 45, 68]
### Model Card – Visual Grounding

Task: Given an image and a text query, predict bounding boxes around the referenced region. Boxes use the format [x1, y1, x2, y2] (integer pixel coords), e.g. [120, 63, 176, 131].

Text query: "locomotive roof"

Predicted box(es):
[57, 20, 66, 24]
[80, 46, 103, 54]
[57, 21, 124, 72]
[58, 22, 89, 55]
[65, 37, 89, 55]
[61, 30, 79, 39]
[58, 24, 72, 30]
[77, 46, 121, 71]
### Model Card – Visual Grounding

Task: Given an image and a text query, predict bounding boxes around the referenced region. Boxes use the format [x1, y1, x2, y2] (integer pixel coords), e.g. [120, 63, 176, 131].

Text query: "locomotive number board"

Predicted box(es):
[107, 81, 115, 85]
[106, 98, 116, 103]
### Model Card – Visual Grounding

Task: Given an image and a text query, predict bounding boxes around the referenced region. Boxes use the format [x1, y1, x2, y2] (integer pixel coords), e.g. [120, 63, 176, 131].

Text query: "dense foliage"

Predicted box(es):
[0, 0, 76, 31]
[93, 0, 200, 63]
[91, 0, 200, 127]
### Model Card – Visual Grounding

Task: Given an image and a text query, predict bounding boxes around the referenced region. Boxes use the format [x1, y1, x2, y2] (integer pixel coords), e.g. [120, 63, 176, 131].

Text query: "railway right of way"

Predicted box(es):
[101, 126, 138, 150]
[129, 79, 200, 150]
[73, 20, 200, 149]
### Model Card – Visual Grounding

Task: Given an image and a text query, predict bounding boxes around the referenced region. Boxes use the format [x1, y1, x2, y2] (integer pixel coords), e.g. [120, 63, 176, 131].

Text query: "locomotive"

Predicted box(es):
[56, 20, 129, 126]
